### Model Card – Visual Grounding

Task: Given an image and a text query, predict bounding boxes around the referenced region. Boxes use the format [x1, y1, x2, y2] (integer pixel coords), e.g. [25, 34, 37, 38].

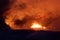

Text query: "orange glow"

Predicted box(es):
[31, 23, 42, 28]
[31, 22, 47, 30]
[3, 0, 60, 31]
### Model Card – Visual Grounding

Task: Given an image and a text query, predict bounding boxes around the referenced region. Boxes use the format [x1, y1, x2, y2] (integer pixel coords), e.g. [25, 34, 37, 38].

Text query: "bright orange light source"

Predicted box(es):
[31, 22, 43, 30]
[31, 23, 42, 28]
[31, 22, 47, 30]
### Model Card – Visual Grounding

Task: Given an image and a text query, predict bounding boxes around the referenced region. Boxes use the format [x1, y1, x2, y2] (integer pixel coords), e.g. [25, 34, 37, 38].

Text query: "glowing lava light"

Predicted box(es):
[31, 23, 42, 28]
[31, 22, 47, 30]
[31, 22, 43, 30]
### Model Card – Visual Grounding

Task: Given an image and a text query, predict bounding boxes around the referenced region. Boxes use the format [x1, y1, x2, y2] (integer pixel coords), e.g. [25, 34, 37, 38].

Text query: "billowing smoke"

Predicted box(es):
[3, 0, 60, 31]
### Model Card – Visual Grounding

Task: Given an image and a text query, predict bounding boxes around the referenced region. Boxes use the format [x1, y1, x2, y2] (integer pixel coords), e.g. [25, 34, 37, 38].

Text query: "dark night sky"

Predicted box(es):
[0, 0, 10, 30]
[0, 0, 60, 40]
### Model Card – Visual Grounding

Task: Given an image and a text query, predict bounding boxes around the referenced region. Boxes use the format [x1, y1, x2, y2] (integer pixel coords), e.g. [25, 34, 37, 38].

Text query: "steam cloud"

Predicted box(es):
[3, 0, 60, 31]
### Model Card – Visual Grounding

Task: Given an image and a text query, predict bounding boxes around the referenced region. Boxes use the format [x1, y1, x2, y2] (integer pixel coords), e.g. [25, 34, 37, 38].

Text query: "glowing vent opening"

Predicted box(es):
[31, 22, 47, 30]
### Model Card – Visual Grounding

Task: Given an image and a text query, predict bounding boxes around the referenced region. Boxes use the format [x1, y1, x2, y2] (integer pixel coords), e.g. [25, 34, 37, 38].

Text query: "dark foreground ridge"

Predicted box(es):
[0, 30, 60, 40]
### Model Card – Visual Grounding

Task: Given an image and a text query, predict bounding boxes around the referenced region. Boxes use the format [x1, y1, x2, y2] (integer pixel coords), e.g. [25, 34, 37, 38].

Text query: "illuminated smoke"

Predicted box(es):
[3, 0, 60, 31]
